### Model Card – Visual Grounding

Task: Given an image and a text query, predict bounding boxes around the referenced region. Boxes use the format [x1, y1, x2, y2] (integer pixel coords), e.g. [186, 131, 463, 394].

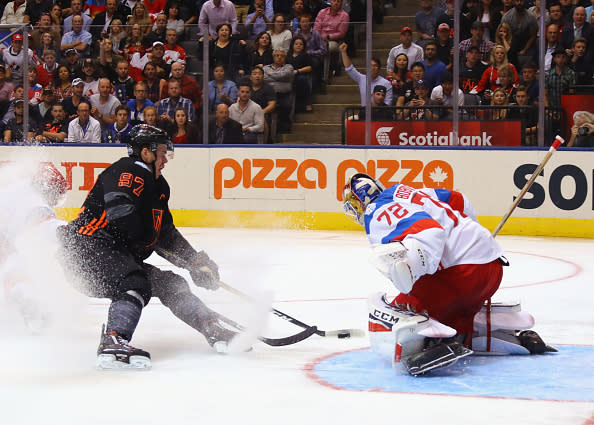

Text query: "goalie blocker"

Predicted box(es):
[368, 292, 556, 376]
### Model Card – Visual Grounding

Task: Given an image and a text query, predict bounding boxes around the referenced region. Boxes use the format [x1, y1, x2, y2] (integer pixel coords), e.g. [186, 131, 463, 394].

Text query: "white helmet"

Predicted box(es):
[342, 173, 384, 225]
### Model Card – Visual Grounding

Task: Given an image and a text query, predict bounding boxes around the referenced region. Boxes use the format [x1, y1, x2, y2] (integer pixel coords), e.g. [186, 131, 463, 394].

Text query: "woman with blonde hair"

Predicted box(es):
[470, 44, 518, 103]
[494, 23, 512, 54]
[487, 87, 509, 120]
[267, 13, 293, 53]
[128, 3, 153, 37]
[109, 19, 127, 55]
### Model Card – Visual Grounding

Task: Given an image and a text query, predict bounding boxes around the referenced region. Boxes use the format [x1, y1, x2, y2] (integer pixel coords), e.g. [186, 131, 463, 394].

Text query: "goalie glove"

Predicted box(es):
[370, 240, 427, 294]
[189, 251, 220, 290]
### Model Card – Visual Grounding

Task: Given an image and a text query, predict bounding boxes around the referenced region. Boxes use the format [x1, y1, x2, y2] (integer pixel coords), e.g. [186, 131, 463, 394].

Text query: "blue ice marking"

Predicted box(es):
[312, 345, 594, 401]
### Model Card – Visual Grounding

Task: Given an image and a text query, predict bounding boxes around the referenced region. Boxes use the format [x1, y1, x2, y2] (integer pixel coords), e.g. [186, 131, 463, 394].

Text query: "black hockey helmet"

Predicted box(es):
[126, 124, 174, 160]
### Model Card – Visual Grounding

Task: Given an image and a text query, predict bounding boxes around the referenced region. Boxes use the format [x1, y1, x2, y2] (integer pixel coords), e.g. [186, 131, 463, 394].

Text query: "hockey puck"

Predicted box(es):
[337, 332, 351, 339]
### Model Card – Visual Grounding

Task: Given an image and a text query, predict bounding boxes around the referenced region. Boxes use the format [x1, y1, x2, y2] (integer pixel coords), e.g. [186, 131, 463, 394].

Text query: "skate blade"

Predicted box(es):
[96, 354, 151, 370]
[407, 345, 473, 376]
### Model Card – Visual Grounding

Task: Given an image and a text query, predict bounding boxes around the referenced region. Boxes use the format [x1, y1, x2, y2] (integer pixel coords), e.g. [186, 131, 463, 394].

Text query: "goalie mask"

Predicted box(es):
[343, 173, 384, 225]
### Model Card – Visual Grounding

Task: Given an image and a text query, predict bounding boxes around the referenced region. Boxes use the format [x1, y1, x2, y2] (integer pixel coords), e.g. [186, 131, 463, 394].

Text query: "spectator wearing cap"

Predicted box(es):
[66, 100, 101, 143]
[63, 78, 86, 120]
[313, 0, 349, 76]
[164, 29, 187, 64]
[4, 98, 36, 143]
[37, 50, 59, 87]
[459, 46, 487, 93]
[430, 71, 464, 119]
[63, 0, 93, 33]
[387, 26, 424, 74]
[198, 0, 238, 40]
[404, 79, 437, 120]
[415, 0, 444, 48]
[90, 78, 121, 131]
[436, 0, 471, 40]
[1, 0, 27, 26]
[459, 21, 495, 63]
[142, 13, 169, 47]
[60, 14, 92, 57]
[2, 34, 38, 84]
[30, 86, 55, 124]
[420, 41, 447, 90]
[435, 23, 453, 70]
[356, 85, 395, 122]
[80, 58, 99, 98]
[339, 43, 393, 107]
[162, 61, 203, 111]
[62, 48, 83, 79]
[501, 0, 538, 68]
[545, 48, 575, 109]
[149, 42, 171, 80]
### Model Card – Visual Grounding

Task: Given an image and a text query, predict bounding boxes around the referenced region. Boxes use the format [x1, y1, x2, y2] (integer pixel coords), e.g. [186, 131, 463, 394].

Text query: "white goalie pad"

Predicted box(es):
[367, 292, 456, 363]
[474, 310, 535, 333]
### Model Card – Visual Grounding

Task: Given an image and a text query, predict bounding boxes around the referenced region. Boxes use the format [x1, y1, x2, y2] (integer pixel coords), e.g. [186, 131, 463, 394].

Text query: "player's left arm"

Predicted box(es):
[433, 188, 478, 222]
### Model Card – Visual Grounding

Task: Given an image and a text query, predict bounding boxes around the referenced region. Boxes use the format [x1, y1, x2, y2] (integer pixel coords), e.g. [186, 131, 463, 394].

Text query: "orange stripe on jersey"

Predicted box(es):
[391, 218, 443, 242]
[78, 211, 108, 236]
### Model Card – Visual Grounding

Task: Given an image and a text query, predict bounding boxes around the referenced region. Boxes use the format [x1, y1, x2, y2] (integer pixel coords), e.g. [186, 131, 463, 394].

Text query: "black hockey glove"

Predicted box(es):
[189, 251, 220, 290]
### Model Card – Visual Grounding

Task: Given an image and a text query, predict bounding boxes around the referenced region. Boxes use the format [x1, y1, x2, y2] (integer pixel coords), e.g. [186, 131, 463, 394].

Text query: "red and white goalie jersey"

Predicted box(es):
[364, 184, 503, 278]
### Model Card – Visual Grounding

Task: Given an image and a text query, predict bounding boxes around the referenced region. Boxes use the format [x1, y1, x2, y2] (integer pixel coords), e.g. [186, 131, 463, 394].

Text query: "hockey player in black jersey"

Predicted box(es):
[58, 124, 236, 369]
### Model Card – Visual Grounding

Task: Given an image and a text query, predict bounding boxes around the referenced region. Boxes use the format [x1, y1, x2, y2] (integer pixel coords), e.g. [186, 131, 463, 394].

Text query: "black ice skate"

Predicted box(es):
[200, 317, 238, 354]
[96, 325, 151, 370]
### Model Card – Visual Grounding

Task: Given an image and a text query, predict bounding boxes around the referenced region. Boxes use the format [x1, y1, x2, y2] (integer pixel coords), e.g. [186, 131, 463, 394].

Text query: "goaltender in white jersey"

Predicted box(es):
[343, 173, 556, 375]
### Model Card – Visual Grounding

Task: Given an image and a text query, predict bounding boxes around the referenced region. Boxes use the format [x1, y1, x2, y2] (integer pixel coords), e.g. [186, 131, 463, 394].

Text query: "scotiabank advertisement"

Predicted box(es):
[345, 121, 523, 146]
[1, 145, 593, 225]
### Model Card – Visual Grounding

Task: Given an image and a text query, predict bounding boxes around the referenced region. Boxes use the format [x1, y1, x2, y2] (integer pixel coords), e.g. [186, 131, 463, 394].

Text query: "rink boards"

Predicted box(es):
[2, 144, 594, 238]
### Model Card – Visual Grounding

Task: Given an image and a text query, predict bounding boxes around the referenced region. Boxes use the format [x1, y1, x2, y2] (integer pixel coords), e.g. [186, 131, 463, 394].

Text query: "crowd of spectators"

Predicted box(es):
[0, 0, 592, 145]
[0, 0, 364, 144]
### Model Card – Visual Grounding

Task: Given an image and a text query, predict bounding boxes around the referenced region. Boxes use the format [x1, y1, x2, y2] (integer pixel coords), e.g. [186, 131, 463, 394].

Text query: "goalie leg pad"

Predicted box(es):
[474, 310, 535, 333]
[368, 292, 457, 363]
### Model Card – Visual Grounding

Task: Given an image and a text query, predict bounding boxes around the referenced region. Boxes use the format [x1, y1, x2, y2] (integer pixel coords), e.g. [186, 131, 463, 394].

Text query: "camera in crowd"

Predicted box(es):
[578, 126, 590, 136]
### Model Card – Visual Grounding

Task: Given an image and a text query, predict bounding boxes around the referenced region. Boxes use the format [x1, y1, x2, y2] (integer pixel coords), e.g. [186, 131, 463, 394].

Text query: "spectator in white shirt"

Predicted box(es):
[67, 101, 102, 143]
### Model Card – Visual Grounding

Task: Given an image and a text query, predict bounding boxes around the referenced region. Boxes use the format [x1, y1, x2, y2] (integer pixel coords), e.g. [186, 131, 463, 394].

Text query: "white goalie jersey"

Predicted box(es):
[364, 184, 503, 280]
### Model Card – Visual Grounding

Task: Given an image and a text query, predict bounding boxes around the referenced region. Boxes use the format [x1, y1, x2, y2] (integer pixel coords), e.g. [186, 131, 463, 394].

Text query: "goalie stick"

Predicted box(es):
[218, 281, 366, 340]
[492, 135, 565, 237]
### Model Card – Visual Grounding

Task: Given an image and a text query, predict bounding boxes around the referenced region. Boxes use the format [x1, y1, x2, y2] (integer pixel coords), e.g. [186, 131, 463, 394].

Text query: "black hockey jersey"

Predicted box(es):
[65, 156, 195, 262]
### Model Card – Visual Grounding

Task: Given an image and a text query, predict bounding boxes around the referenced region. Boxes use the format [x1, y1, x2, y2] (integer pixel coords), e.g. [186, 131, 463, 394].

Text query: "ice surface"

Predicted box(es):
[0, 228, 593, 425]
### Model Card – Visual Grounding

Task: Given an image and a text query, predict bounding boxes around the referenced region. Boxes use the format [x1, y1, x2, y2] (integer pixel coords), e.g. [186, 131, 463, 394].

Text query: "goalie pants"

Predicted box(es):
[393, 259, 503, 347]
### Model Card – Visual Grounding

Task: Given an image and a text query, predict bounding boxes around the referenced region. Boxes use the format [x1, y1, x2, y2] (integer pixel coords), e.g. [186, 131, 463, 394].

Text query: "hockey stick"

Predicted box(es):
[214, 312, 318, 347]
[492, 135, 565, 237]
[218, 281, 366, 339]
